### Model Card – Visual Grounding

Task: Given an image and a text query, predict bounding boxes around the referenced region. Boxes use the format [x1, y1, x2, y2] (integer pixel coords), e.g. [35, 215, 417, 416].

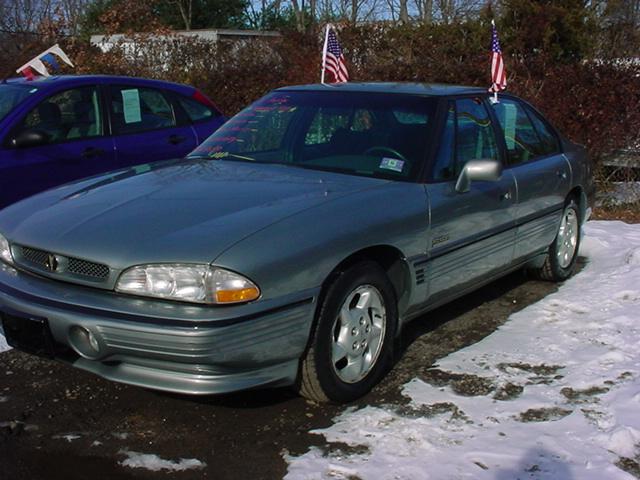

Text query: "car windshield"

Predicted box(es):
[188, 90, 437, 181]
[0, 84, 37, 122]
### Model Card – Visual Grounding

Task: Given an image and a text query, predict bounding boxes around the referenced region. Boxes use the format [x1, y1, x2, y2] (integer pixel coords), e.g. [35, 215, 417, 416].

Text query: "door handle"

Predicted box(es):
[81, 147, 104, 159]
[500, 191, 512, 201]
[168, 134, 186, 145]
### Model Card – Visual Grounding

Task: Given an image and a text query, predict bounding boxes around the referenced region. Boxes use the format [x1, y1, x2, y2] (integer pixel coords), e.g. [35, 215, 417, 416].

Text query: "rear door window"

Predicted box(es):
[491, 98, 559, 164]
[525, 105, 561, 156]
[109, 86, 176, 135]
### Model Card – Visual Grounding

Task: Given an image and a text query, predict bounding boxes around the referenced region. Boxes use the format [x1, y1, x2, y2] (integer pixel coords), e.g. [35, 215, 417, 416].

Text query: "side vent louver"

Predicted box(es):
[415, 268, 425, 285]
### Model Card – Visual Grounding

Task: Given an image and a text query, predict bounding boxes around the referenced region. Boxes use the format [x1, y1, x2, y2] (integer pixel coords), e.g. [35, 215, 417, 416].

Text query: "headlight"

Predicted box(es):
[0, 233, 14, 266]
[115, 264, 260, 305]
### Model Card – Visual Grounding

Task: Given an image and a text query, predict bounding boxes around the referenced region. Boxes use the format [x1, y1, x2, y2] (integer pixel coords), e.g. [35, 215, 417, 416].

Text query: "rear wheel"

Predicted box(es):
[298, 261, 397, 403]
[531, 198, 581, 281]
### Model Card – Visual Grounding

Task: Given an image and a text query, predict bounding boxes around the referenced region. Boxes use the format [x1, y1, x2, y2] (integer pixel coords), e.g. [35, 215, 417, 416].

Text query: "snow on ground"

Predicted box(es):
[118, 449, 206, 472]
[286, 221, 640, 480]
[0, 330, 8, 353]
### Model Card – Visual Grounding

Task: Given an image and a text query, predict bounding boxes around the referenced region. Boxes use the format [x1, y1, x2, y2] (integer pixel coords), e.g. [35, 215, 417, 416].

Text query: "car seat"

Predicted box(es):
[36, 102, 64, 142]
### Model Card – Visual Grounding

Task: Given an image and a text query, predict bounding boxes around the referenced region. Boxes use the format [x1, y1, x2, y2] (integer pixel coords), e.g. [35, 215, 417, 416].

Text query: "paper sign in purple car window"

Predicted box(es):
[121, 89, 141, 124]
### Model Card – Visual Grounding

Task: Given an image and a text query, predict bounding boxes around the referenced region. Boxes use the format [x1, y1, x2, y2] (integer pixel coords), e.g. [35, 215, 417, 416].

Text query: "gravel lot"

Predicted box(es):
[0, 268, 565, 480]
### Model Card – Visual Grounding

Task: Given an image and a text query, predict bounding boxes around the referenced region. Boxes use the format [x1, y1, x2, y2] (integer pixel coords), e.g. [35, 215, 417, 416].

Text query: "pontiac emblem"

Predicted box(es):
[45, 254, 58, 272]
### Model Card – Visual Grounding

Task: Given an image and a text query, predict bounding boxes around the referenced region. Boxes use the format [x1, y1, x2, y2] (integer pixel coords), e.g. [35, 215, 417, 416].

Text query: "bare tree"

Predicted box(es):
[414, 0, 433, 23]
[291, 0, 306, 31]
[399, 0, 409, 22]
[0, 0, 53, 32]
[170, 0, 194, 30]
[433, 0, 482, 24]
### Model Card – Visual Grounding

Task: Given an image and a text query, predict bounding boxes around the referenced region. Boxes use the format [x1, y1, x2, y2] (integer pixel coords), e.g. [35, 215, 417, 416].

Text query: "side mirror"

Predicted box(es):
[12, 130, 49, 149]
[455, 158, 503, 193]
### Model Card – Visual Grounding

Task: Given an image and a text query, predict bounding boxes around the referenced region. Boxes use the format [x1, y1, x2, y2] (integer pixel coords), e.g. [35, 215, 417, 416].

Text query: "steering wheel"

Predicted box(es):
[363, 146, 408, 162]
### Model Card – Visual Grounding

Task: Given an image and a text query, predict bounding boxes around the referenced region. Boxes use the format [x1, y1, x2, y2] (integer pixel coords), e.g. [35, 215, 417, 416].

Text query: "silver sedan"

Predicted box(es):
[0, 83, 593, 403]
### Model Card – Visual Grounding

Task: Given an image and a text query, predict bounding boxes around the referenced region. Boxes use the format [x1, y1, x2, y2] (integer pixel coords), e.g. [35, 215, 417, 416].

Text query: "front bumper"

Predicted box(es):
[0, 262, 318, 395]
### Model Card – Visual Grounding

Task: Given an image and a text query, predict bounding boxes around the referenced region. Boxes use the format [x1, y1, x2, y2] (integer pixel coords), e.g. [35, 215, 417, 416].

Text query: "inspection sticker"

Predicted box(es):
[380, 157, 405, 173]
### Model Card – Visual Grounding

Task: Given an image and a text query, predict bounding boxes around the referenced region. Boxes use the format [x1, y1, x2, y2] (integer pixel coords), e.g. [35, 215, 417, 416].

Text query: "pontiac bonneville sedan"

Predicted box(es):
[0, 83, 593, 403]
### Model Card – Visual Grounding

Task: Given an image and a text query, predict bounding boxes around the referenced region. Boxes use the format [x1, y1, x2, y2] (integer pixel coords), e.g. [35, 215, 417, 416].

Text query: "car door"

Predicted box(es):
[107, 84, 198, 168]
[424, 97, 517, 302]
[0, 85, 116, 208]
[489, 98, 571, 262]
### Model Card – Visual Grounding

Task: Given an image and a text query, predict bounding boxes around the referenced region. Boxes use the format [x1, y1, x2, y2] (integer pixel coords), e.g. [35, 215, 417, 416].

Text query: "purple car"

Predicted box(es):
[0, 75, 225, 209]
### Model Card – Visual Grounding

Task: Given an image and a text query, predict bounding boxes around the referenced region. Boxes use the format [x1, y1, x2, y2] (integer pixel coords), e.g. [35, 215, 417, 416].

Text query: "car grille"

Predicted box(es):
[18, 245, 110, 280]
[20, 246, 49, 267]
[67, 257, 110, 279]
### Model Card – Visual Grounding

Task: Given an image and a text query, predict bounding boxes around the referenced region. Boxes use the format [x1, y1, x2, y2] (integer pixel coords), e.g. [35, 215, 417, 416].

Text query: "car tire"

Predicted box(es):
[297, 261, 397, 403]
[530, 198, 581, 282]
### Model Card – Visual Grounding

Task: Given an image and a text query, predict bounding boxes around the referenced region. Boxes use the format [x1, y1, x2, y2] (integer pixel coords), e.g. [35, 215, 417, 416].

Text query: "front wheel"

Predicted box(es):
[531, 198, 581, 281]
[297, 261, 397, 403]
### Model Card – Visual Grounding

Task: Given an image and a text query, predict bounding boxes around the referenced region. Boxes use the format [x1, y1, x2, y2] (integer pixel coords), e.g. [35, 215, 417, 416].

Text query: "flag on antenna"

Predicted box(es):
[321, 25, 349, 84]
[489, 20, 506, 96]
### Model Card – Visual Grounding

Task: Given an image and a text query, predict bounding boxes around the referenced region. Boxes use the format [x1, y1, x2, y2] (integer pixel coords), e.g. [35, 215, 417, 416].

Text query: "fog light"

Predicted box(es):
[69, 326, 102, 359]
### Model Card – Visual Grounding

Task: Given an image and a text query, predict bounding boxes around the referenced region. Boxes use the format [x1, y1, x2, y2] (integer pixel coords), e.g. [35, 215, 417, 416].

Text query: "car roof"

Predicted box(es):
[276, 82, 489, 97]
[3, 75, 195, 95]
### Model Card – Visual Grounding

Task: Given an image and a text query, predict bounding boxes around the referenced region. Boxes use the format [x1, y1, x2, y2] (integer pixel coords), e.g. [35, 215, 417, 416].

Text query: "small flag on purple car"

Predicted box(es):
[16, 44, 74, 80]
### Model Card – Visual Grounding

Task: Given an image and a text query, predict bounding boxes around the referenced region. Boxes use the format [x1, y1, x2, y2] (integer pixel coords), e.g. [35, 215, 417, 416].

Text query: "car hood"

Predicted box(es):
[0, 159, 387, 270]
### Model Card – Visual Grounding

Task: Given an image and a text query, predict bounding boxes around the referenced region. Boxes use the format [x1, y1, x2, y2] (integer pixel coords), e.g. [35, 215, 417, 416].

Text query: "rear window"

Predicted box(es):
[0, 85, 37, 122]
[177, 96, 218, 123]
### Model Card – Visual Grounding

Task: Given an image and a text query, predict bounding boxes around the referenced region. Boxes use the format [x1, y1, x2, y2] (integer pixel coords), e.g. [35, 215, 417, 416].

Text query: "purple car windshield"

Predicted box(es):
[0, 84, 37, 122]
[189, 91, 437, 181]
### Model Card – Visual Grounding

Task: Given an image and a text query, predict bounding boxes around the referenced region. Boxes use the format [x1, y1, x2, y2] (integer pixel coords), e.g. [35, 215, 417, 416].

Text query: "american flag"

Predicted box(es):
[489, 20, 506, 92]
[323, 27, 349, 83]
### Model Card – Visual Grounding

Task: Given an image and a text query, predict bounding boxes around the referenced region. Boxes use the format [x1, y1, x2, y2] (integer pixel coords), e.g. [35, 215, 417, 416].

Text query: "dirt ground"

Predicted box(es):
[0, 264, 574, 480]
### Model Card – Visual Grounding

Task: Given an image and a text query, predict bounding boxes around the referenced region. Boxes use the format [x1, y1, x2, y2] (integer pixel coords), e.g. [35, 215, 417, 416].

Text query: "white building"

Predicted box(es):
[90, 28, 281, 53]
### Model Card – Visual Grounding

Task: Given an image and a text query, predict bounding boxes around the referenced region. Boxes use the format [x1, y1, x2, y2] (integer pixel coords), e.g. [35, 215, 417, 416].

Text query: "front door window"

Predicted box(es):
[17, 86, 102, 144]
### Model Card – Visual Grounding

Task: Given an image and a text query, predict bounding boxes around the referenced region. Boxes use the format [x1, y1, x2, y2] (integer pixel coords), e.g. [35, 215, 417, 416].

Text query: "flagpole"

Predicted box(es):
[491, 20, 497, 103]
[320, 24, 331, 84]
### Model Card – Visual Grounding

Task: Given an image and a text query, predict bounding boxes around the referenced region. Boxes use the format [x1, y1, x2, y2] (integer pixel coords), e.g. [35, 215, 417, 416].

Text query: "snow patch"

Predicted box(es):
[119, 449, 206, 472]
[0, 323, 10, 353]
[53, 434, 81, 443]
